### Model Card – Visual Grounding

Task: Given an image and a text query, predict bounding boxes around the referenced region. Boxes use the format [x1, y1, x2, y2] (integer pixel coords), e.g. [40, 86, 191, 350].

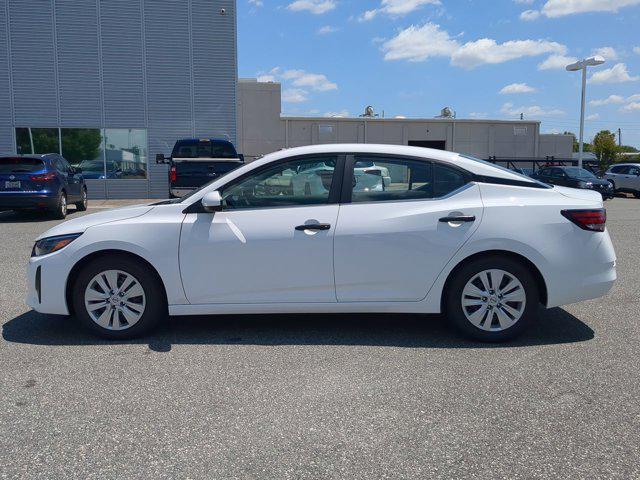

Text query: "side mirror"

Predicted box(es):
[202, 191, 223, 213]
[238, 154, 245, 163]
[156, 153, 168, 164]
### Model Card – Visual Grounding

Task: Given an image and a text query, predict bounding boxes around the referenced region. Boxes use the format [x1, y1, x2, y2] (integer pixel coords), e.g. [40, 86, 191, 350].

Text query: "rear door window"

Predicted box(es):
[172, 140, 237, 159]
[0, 157, 45, 173]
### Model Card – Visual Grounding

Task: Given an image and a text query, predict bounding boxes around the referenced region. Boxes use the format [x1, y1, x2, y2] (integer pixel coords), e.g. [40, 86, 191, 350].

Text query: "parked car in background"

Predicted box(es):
[28, 144, 616, 343]
[603, 164, 640, 198]
[0, 154, 87, 218]
[157, 138, 244, 198]
[510, 167, 534, 177]
[78, 159, 123, 179]
[531, 166, 614, 200]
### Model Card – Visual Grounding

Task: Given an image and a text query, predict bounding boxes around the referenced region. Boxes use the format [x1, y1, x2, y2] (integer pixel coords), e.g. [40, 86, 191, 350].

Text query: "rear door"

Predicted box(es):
[0, 157, 46, 192]
[333, 155, 483, 302]
[56, 156, 82, 199]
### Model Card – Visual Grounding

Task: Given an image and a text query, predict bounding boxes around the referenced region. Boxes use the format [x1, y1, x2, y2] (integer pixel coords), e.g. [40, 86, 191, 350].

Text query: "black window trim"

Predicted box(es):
[183, 153, 346, 214]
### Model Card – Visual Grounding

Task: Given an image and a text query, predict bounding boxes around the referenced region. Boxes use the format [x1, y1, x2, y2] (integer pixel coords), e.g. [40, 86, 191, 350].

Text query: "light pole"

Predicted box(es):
[566, 56, 605, 170]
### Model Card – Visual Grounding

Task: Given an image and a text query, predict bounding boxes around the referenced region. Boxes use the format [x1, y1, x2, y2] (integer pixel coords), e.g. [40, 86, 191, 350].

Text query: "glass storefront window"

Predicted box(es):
[15, 128, 60, 155]
[61, 128, 105, 178]
[15, 127, 148, 180]
[104, 129, 148, 179]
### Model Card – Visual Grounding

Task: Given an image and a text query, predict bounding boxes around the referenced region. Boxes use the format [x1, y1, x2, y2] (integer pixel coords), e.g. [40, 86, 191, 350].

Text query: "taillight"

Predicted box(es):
[169, 166, 177, 183]
[561, 209, 606, 232]
[29, 173, 56, 182]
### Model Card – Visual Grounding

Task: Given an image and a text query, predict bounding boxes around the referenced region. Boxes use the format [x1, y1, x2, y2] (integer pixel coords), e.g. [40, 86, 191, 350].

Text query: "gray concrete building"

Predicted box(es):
[237, 79, 573, 162]
[0, 0, 237, 199]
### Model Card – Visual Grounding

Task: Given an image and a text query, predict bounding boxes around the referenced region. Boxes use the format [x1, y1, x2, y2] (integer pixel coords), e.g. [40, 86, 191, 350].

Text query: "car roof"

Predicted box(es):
[608, 163, 640, 168]
[254, 144, 536, 183]
[175, 138, 234, 144]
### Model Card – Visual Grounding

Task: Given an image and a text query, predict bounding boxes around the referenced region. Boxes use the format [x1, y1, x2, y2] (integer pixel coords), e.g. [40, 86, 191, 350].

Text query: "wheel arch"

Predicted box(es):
[440, 250, 548, 312]
[65, 249, 168, 316]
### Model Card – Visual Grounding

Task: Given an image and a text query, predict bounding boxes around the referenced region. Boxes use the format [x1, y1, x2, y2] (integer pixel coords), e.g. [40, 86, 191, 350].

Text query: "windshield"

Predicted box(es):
[564, 167, 597, 179]
[0, 157, 45, 173]
[172, 140, 237, 159]
[460, 154, 551, 188]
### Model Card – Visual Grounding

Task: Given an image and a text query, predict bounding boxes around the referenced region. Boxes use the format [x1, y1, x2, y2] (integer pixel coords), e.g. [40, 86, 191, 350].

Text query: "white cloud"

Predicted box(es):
[589, 63, 639, 84]
[317, 25, 338, 34]
[468, 112, 488, 118]
[592, 46, 619, 61]
[281, 69, 337, 91]
[514, 0, 535, 4]
[586, 113, 600, 120]
[634, 46, 640, 55]
[287, 0, 336, 14]
[628, 94, 640, 102]
[520, 0, 640, 20]
[257, 75, 277, 82]
[359, 0, 441, 21]
[621, 102, 640, 112]
[500, 82, 537, 94]
[520, 9, 541, 20]
[382, 22, 567, 69]
[282, 88, 309, 103]
[537, 54, 578, 70]
[541, 0, 640, 17]
[589, 94, 625, 106]
[248, 0, 263, 6]
[381, 23, 458, 62]
[324, 109, 350, 117]
[451, 38, 566, 69]
[501, 102, 565, 117]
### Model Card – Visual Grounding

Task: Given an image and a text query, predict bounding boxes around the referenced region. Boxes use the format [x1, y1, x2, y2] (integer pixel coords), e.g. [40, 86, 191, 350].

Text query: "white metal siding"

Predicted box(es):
[55, 0, 102, 126]
[0, 0, 13, 154]
[100, 0, 146, 128]
[9, 0, 58, 126]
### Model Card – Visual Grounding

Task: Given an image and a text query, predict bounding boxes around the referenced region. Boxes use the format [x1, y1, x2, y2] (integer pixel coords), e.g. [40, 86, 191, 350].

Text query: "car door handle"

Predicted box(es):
[439, 215, 476, 223]
[295, 223, 331, 231]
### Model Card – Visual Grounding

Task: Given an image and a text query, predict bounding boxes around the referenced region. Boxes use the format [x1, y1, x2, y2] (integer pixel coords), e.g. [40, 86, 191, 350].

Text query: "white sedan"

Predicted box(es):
[27, 144, 616, 342]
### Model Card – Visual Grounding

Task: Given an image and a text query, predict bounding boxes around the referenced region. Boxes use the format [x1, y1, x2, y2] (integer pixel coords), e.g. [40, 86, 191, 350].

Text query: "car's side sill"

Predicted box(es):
[169, 302, 437, 316]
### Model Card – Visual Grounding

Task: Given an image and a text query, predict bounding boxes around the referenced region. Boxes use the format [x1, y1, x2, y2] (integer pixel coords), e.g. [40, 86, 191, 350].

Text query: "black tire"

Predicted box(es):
[75, 187, 88, 211]
[72, 255, 167, 339]
[633, 191, 640, 199]
[445, 255, 540, 342]
[51, 191, 67, 219]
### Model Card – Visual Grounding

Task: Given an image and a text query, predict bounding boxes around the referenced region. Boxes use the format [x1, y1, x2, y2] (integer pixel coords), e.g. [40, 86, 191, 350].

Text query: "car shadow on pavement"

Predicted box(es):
[3, 307, 593, 352]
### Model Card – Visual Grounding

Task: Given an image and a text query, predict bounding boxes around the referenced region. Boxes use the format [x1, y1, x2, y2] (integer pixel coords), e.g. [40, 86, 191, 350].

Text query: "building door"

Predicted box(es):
[408, 140, 447, 150]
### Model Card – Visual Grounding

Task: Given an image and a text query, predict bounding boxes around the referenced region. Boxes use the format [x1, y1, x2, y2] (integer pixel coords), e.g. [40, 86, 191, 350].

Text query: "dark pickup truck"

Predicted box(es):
[157, 138, 244, 198]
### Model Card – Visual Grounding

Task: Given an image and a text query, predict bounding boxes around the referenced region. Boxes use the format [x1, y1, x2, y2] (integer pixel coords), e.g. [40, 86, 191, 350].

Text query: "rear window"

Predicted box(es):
[0, 157, 45, 173]
[172, 140, 237, 159]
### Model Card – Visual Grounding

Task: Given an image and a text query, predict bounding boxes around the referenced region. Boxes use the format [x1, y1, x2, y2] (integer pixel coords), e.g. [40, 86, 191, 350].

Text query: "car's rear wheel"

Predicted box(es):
[72, 256, 167, 339]
[51, 192, 67, 219]
[75, 187, 88, 211]
[446, 256, 540, 342]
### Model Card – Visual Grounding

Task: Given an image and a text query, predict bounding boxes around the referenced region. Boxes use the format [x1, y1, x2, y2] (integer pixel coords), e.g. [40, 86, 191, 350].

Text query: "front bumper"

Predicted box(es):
[26, 251, 73, 315]
[0, 192, 58, 210]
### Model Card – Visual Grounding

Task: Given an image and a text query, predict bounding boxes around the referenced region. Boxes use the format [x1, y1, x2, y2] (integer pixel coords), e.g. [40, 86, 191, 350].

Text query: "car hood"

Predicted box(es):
[36, 204, 154, 240]
[553, 186, 603, 203]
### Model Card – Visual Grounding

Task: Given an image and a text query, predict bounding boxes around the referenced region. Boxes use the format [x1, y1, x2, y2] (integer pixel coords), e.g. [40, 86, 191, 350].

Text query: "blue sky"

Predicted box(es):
[238, 0, 640, 148]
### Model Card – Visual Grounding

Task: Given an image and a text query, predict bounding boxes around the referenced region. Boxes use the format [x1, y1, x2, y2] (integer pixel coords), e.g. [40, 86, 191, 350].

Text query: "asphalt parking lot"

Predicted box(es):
[1, 199, 639, 479]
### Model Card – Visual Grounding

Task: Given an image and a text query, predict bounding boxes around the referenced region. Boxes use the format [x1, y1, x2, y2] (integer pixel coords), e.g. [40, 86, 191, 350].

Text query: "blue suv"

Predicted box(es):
[0, 154, 87, 219]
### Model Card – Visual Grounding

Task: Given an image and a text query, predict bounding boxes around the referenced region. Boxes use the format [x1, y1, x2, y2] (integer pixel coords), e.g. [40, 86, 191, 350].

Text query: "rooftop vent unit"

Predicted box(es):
[436, 107, 456, 118]
[360, 106, 379, 118]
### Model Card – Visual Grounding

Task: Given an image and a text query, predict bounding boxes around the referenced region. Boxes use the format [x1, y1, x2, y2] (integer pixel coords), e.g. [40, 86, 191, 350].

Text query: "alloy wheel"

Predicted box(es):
[60, 194, 67, 216]
[84, 270, 147, 330]
[461, 269, 526, 332]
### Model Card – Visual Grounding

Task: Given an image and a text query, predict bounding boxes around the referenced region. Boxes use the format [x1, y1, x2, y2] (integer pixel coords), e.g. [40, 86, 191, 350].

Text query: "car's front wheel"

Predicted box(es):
[72, 256, 167, 339]
[445, 256, 540, 342]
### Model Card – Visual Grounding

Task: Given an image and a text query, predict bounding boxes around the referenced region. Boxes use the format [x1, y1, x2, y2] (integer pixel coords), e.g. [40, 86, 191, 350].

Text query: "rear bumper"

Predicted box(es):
[0, 192, 58, 210]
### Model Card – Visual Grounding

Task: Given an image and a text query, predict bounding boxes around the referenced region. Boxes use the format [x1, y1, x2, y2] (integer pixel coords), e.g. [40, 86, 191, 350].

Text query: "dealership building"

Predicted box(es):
[0, 0, 237, 199]
[237, 79, 573, 163]
[1, 0, 572, 200]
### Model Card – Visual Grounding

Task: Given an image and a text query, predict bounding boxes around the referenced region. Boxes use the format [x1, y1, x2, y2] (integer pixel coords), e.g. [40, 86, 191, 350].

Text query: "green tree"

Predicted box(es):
[61, 129, 102, 163]
[563, 131, 592, 153]
[592, 130, 617, 169]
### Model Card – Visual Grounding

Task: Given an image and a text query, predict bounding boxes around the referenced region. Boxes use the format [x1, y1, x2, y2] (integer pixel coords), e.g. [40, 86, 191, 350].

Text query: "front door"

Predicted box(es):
[179, 155, 342, 304]
[334, 155, 483, 302]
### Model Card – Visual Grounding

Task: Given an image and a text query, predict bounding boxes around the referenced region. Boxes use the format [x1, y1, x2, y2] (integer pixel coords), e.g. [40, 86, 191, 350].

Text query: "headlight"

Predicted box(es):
[31, 233, 82, 257]
[578, 181, 593, 188]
